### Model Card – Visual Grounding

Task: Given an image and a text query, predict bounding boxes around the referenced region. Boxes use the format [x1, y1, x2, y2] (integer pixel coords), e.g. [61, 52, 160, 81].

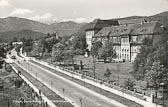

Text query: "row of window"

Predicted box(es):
[117, 54, 130, 59]
[86, 31, 94, 36]
[86, 38, 92, 42]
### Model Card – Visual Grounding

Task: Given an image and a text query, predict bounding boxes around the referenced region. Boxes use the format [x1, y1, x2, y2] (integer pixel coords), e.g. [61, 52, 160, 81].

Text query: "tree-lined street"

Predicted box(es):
[10, 50, 123, 107]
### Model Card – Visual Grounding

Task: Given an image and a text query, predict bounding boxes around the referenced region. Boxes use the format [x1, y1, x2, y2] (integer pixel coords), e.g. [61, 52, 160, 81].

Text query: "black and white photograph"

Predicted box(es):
[0, 0, 168, 107]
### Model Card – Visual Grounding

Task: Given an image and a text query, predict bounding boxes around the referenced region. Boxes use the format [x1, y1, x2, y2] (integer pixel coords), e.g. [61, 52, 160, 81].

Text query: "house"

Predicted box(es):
[12, 41, 23, 45]
[85, 19, 119, 51]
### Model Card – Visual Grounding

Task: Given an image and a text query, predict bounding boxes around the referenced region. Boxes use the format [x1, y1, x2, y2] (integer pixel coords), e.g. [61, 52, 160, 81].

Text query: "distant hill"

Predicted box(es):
[50, 21, 86, 37]
[0, 17, 85, 38]
[0, 17, 51, 33]
[0, 29, 47, 42]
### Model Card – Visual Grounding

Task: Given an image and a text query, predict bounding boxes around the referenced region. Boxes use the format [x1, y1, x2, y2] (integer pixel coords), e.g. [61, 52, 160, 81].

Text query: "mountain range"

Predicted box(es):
[0, 17, 86, 42]
[0, 11, 168, 42]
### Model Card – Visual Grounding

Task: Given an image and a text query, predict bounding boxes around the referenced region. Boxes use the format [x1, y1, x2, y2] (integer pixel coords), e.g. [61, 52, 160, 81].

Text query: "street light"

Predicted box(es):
[160, 83, 165, 107]
[35, 72, 37, 80]
[62, 88, 65, 100]
[50, 80, 53, 89]
[79, 97, 82, 107]
[117, 63, 120, 84]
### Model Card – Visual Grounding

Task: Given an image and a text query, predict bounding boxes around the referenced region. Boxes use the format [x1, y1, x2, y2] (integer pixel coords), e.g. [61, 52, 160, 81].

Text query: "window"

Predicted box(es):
[140, 29, 147, 32]
[114, 30, 119, 33]
[121, 29, 127, 32]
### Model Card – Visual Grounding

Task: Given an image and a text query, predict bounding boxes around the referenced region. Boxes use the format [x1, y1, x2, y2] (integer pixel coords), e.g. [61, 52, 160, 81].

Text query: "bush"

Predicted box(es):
[5, 64, 13, 72]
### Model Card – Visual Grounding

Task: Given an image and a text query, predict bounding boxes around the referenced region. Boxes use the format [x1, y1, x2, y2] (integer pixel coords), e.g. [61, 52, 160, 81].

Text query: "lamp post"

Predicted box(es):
[35, 72, 37, 80]
[79, 98, 82, 107]
[160, 83, 165, 107]
[117, 63, 120, 84]
[63, 88, 65, 100]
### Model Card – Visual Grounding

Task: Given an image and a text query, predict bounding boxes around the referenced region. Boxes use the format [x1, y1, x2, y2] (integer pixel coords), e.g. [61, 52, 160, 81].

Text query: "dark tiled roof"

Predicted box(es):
[85, 19, 119, 31]
[102, 19, 119, 26]
[94, 21, 163, 37]
[85, 19, 109, 31]
[131, 21, 163, 35]
[119, 18, 148, 25]
[94, 25, 134, 37]
[94, 27, 112, 37]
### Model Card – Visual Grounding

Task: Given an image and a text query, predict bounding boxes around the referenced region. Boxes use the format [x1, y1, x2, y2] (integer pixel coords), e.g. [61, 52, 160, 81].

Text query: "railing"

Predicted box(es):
[29, 57, 163, 107]
[32, 59, 149, 100]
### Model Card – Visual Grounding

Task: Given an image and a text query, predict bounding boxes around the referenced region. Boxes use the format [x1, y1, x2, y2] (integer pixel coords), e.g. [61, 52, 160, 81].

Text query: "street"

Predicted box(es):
[10, 50, 124, 107]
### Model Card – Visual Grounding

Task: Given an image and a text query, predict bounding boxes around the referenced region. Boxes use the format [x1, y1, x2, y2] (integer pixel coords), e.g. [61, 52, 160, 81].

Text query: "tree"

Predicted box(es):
[52, 43, 65, 64]
[98, 40, 116, 63]
[91, 41, 102, 58]
[133, 37, 154, 80]
[32, 38, 47, 56]
[91, 41, 102, 78]
[123, 79, 136, 91]
[12, 37, 18, 42]
[104, 68, 112, 81]
[0, 47, 6, 58]
[0, 59, 4, 69]
[145, 61, 168, 90]
[46, 37, 59, 53]
[22, 38, 33, 53]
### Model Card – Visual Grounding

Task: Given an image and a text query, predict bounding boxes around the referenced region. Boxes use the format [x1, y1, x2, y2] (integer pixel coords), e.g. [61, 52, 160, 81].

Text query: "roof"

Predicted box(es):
[94, 21, 163, 37]
[119, 18, 148, 25]
[131, 21, 163, 35]
[94, 27, 112, 37]
[102, 19, 119, 26]
[85, 19, 119, 31]
[85, 19, 109, 31]
[94, 25, 134, 37]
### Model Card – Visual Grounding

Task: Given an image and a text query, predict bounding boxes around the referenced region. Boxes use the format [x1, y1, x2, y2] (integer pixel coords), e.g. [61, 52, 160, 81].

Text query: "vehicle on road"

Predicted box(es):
[11, 55, 16, 59]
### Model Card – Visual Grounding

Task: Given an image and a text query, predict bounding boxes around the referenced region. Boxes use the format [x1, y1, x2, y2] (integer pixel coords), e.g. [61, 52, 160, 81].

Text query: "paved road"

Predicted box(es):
[10, 51, 122, 107]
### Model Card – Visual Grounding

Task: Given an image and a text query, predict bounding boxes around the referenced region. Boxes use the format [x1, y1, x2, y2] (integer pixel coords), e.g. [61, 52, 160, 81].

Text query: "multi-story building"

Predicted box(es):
[93, 21, 164, 62]
[85, 19, 119, 51]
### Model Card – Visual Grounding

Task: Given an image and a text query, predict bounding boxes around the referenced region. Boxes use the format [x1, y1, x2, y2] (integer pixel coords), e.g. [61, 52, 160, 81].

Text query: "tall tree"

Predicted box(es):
[98, 40, 116, 62]
[52, 43, 65, 64]
[91, 41, 102, 78]
[133, 37, 154, 80]
[91, 41, 102, 58]
[145, 61, 168, 89]
[0, 47, 6, 69]
[46, 37, 59, 53]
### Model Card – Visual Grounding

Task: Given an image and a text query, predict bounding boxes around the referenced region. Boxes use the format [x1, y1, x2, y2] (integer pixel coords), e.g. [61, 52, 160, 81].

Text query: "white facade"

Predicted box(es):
[86, 30, 95, 51]
[12, 41, 23, 45]
[120, 37, 130, 61]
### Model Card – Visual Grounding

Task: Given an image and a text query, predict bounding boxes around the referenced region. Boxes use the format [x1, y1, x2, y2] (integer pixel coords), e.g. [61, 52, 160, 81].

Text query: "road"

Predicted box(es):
[9, 50, 125, 107]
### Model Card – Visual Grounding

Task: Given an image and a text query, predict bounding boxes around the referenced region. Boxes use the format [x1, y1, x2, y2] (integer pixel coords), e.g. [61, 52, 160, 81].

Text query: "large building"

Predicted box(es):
[91, 20, 164, 62]
[85, 19, 119, 51]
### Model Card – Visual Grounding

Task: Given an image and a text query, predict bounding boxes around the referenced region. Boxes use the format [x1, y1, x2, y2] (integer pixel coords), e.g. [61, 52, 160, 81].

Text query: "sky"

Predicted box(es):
[0, 0, 168, 23]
